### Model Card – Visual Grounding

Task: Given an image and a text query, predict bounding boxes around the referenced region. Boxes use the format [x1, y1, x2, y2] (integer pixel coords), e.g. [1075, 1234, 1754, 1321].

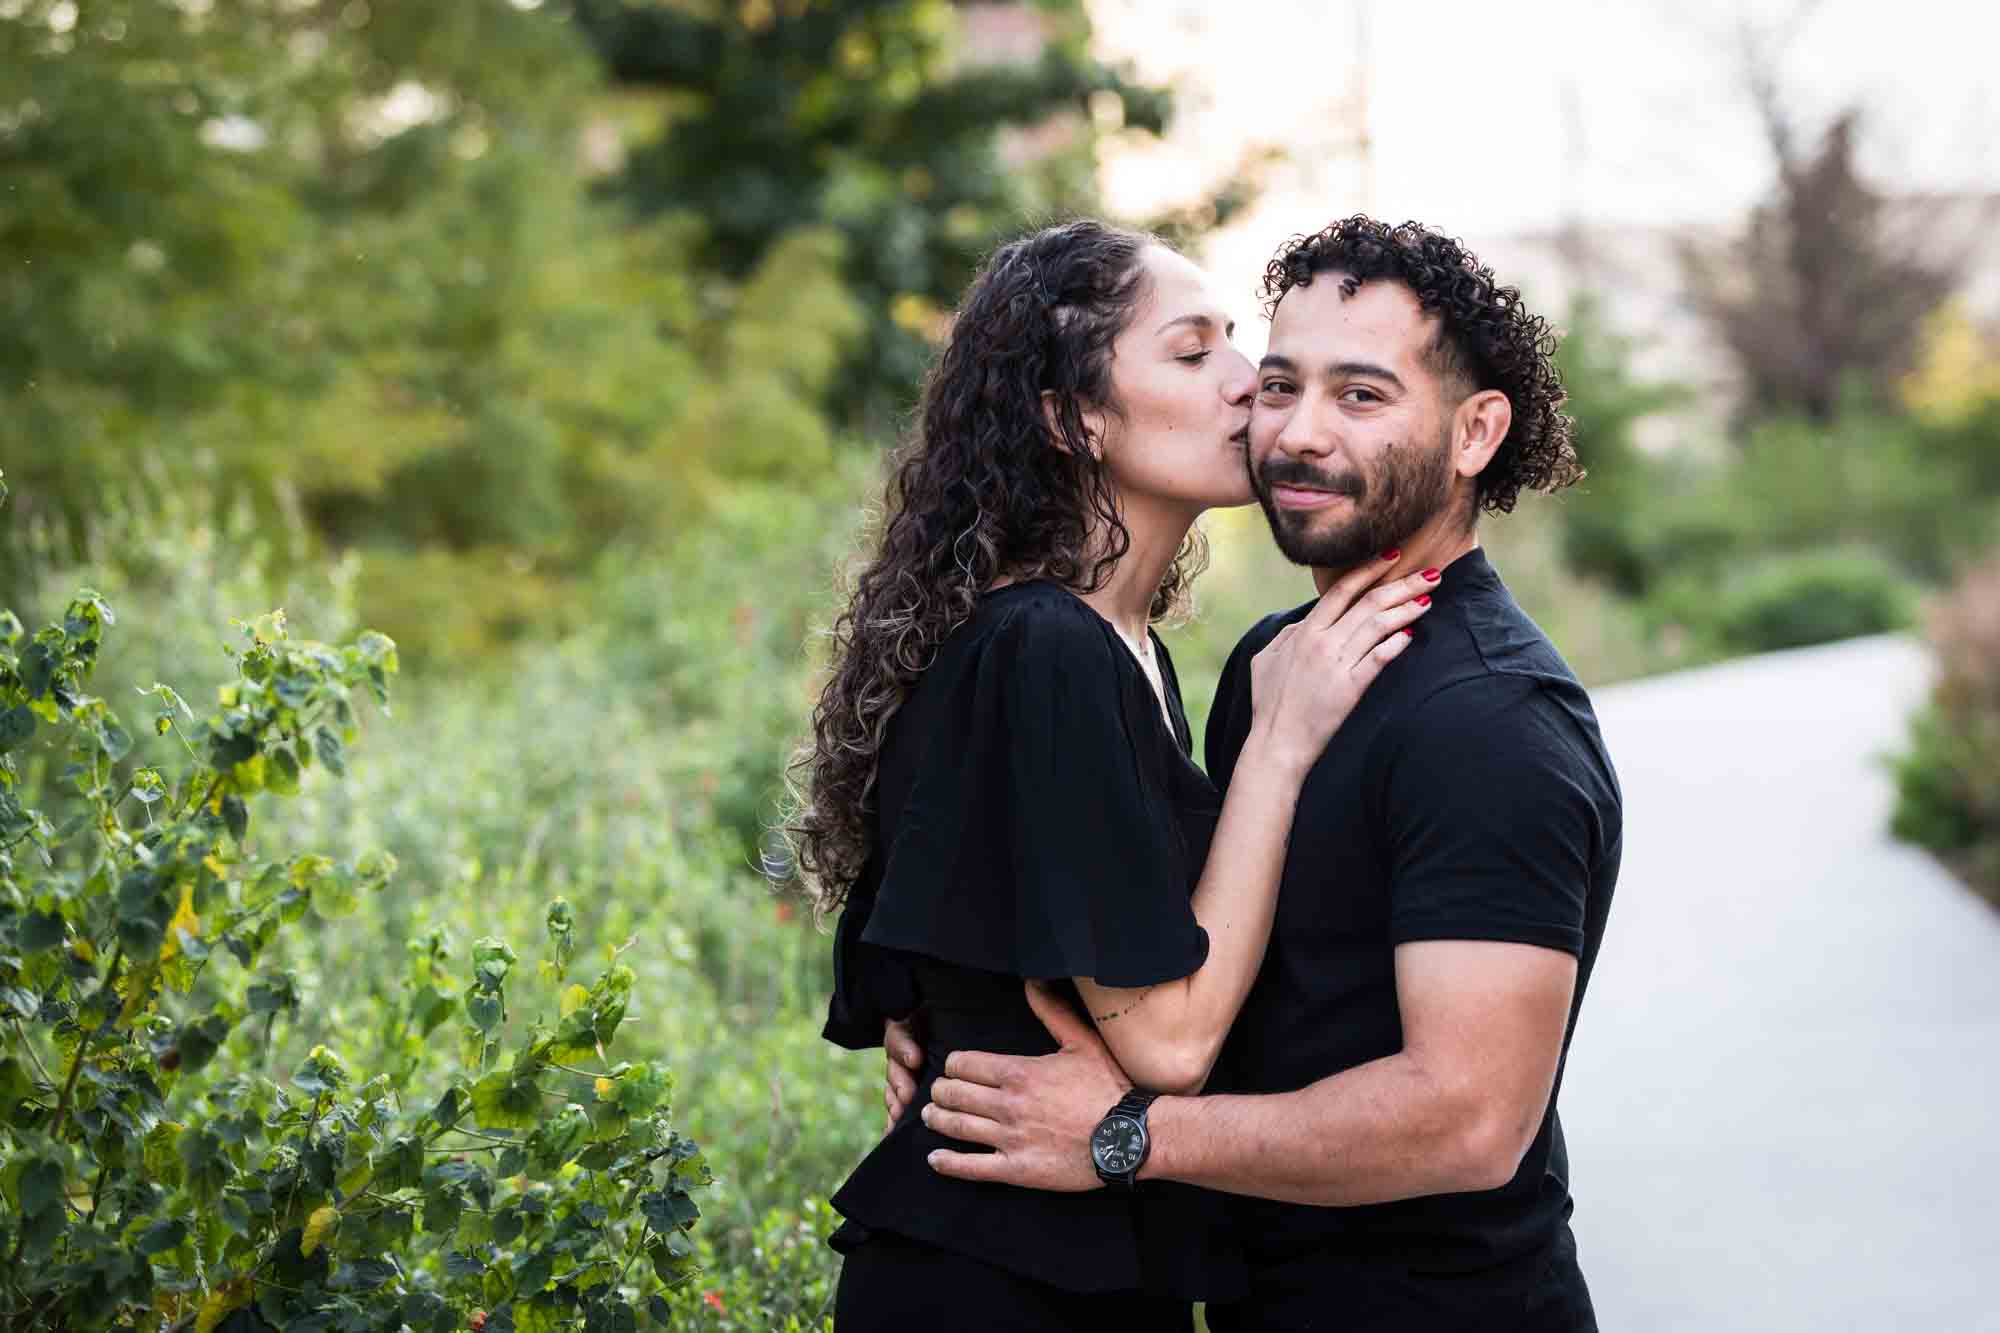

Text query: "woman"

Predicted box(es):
[789, 219, 1434, 1327]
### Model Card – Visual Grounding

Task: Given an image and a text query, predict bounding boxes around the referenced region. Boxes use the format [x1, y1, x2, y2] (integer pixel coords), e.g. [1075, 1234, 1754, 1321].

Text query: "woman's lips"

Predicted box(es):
[1270, 485, 1349, 510]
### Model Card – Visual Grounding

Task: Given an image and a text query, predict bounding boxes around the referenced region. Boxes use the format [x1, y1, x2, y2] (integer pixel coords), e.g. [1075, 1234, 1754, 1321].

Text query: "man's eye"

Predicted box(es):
[1342, 387, 1382, 404]
[1259, 380, 1294, 396]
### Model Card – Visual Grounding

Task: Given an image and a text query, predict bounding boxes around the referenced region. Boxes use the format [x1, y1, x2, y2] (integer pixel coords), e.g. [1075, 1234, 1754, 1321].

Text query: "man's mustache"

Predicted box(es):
[1254, 460, 1366, 498]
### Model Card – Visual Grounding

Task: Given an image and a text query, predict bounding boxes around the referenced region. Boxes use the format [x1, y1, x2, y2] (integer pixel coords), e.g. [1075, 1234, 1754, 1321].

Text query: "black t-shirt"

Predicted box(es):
[1203, 548, 1622, 1275]
[821, 581, 1241, 1298]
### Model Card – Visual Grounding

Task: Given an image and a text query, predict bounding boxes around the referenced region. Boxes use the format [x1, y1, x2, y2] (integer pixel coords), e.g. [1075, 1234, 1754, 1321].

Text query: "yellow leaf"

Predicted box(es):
[159, 884, 202, 964]
[195, 1278, 253, 1333]
[594, 1077, 614, 1100]
[118, 962, 159, 1020]
[559, 985, 588, 1019]
[302, 1205, 339, 1257]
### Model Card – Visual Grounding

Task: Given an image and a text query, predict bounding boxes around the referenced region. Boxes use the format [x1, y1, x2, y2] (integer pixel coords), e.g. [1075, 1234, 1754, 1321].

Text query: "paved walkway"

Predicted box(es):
[1563, 634, 2000, 1331]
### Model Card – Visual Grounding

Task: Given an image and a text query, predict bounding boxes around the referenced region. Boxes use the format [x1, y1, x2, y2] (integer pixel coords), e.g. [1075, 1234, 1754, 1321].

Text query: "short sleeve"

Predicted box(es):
[1381, 676, 1608, 956]
[858, 597, 1210, 989]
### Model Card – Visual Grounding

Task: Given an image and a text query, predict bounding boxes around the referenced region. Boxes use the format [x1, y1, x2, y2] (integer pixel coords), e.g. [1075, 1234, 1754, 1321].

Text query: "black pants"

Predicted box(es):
[834, 1228, 1194, 1332]
[1206, 1226, 1596, 1333]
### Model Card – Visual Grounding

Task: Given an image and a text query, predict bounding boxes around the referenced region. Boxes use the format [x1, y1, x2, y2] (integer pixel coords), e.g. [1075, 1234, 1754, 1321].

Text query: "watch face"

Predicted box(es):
[1091, 1113, 1147, 1175]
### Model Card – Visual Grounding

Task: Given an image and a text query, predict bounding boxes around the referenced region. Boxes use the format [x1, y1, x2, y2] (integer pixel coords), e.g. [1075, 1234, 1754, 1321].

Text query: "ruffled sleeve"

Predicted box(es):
[858, 593, 1211, 988]
[821, 854, 920, 1050]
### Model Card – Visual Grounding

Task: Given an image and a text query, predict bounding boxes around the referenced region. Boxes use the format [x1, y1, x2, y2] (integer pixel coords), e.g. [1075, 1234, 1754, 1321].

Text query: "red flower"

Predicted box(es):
[702, 1290, 725, 1313]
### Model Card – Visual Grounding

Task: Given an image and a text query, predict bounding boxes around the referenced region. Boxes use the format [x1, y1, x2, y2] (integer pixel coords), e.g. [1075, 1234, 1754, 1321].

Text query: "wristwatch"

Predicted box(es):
[1090, 1089, 1158, 1188]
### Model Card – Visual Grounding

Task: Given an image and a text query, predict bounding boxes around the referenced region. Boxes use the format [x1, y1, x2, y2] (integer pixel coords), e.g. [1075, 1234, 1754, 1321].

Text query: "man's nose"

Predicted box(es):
[1274, 398, 1332, 459]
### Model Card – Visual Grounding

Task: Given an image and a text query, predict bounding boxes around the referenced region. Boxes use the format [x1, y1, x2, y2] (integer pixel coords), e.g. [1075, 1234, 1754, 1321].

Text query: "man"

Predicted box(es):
[903, 216, 1621, 1330]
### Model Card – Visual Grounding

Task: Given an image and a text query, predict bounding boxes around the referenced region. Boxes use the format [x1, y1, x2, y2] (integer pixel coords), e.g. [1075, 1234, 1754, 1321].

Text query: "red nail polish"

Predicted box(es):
[1421, 567, 1441, 581]
[1401, 628, 1414, 637]
[1381, 548, 1401, 561]
[1415, 594, 1431, 606]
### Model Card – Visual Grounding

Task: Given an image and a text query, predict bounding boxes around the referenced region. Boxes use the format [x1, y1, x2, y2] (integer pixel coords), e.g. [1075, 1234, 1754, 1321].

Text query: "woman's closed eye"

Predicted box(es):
[1176, 350, 1212, 366]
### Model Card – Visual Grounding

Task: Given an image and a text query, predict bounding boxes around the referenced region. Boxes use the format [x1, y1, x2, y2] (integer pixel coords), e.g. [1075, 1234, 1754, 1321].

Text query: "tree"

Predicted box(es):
[1679, 22, 1960, 424]
[572, 0, 1171, 423]
[1, 1, 863, 657]
[1550, 296, 1686, 596]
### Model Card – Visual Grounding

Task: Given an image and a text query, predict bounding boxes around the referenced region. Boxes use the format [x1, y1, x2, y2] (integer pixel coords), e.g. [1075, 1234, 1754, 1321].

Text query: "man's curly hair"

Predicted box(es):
[1261, 216, 1582, 515]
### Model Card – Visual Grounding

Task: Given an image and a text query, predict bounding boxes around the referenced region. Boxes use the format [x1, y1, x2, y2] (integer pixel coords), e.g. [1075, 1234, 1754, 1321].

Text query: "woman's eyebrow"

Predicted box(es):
[1154, 312, 1220, 337]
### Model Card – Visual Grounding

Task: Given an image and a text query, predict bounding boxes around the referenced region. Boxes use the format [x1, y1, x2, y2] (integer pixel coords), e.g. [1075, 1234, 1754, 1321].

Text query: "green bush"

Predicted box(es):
[6, 467, 881, 1324]
[1891, 556, 2000, 902]
[0, 515, 712, 1328]
[654, 1198, 842, 1331]
[1658, 548, 1914, 656]
[1548, 294, 1689, 598]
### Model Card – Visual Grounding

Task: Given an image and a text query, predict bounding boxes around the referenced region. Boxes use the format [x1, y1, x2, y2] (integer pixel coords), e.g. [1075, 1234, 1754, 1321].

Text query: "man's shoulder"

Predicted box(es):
[1382, 566, 1614, 778]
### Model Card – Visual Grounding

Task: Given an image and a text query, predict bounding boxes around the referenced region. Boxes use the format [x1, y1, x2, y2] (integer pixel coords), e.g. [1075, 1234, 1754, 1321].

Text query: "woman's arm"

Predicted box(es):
[1071, 732, 1310, 1093]
[1074, 564, 1438, 1094]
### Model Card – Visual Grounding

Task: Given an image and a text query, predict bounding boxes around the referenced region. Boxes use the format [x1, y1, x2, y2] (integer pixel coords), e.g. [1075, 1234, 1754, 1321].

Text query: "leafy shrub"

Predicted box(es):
[655, 1198, 841, 1332]
[1661, 548, 1913, 656]
[1548, 295, 1689, 598]
[9, 467, 885, 1321]
[1891, 556, 2000, 901]
[0, 509, 711, 1328]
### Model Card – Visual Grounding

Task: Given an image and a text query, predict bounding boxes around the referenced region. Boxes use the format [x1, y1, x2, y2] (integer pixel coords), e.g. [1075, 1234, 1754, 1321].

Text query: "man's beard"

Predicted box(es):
[1250, 426, 1457, 571]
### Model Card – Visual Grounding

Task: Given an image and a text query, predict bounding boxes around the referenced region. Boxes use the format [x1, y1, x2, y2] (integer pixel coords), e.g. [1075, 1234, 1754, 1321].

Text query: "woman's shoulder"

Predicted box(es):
[951, 580, 1125, 674]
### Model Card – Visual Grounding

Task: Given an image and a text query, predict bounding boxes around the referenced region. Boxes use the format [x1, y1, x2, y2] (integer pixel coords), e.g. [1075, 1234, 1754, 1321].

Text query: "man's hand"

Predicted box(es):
[923, 980, 1132, 1192]
[882, 1017, 924, 1135]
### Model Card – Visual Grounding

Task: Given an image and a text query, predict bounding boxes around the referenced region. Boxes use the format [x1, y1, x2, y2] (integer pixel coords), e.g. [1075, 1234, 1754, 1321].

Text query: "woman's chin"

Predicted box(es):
[1205, 480, 1260, 510]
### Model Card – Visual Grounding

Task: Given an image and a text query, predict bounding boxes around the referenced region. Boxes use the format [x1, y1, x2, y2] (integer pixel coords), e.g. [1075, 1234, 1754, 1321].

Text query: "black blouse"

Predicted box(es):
[822, 581, 1243, 1299]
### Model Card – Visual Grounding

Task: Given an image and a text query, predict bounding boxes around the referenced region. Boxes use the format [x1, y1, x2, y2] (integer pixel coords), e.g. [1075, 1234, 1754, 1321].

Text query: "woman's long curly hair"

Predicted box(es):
[1262, 216, 1581, 515]
[787, 219, 1203, 917]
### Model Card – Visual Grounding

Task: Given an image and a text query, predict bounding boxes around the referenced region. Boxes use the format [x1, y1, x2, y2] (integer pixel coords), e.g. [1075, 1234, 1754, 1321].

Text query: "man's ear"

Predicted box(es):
[1451, 389, 1512, 479]
[1041, 389, 1106, 459]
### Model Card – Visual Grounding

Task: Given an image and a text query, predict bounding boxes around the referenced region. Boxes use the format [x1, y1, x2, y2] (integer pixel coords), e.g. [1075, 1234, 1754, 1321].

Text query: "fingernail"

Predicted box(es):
[1421, 567, 1441, 581]
[1381, 548, 1401, 561]
[1402, 628, 1414, 638]
[927, 1151, 940, 1166]
[1415, 594, 1431, 606]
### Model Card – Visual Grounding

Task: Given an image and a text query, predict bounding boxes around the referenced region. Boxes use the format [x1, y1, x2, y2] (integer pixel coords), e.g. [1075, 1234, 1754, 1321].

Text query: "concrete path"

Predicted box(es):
[1563, 634, 2000, 1331]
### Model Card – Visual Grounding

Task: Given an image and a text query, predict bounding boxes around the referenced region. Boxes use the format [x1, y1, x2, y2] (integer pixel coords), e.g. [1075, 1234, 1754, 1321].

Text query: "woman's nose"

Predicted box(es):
[1221, 350, 1256, 405]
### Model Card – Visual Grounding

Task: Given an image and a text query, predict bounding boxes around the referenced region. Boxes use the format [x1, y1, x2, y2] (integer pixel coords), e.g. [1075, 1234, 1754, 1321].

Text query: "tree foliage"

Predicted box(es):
[3, 0, 1162, 659]
[0, 475, 711, 1331]
[573, 0, 1170, 420]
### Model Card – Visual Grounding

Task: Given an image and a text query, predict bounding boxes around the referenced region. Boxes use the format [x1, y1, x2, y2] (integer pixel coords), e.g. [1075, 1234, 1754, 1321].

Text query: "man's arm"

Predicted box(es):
[1140, 938, 1574, 1202]
[924, 938, 1575, 1200]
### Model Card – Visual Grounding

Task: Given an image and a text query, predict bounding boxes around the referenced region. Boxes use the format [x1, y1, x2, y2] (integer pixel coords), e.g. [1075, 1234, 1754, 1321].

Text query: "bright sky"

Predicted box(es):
[1089, 0, 1996, 334]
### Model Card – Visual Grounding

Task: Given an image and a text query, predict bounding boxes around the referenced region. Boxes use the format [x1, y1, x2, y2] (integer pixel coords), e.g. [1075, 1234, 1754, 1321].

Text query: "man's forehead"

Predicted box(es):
[1267, 276, 1435, 365]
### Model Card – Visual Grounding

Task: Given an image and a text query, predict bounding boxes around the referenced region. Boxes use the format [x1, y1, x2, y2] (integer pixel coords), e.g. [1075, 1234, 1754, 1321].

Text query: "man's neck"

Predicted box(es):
[1312, 517, 1480, 596]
